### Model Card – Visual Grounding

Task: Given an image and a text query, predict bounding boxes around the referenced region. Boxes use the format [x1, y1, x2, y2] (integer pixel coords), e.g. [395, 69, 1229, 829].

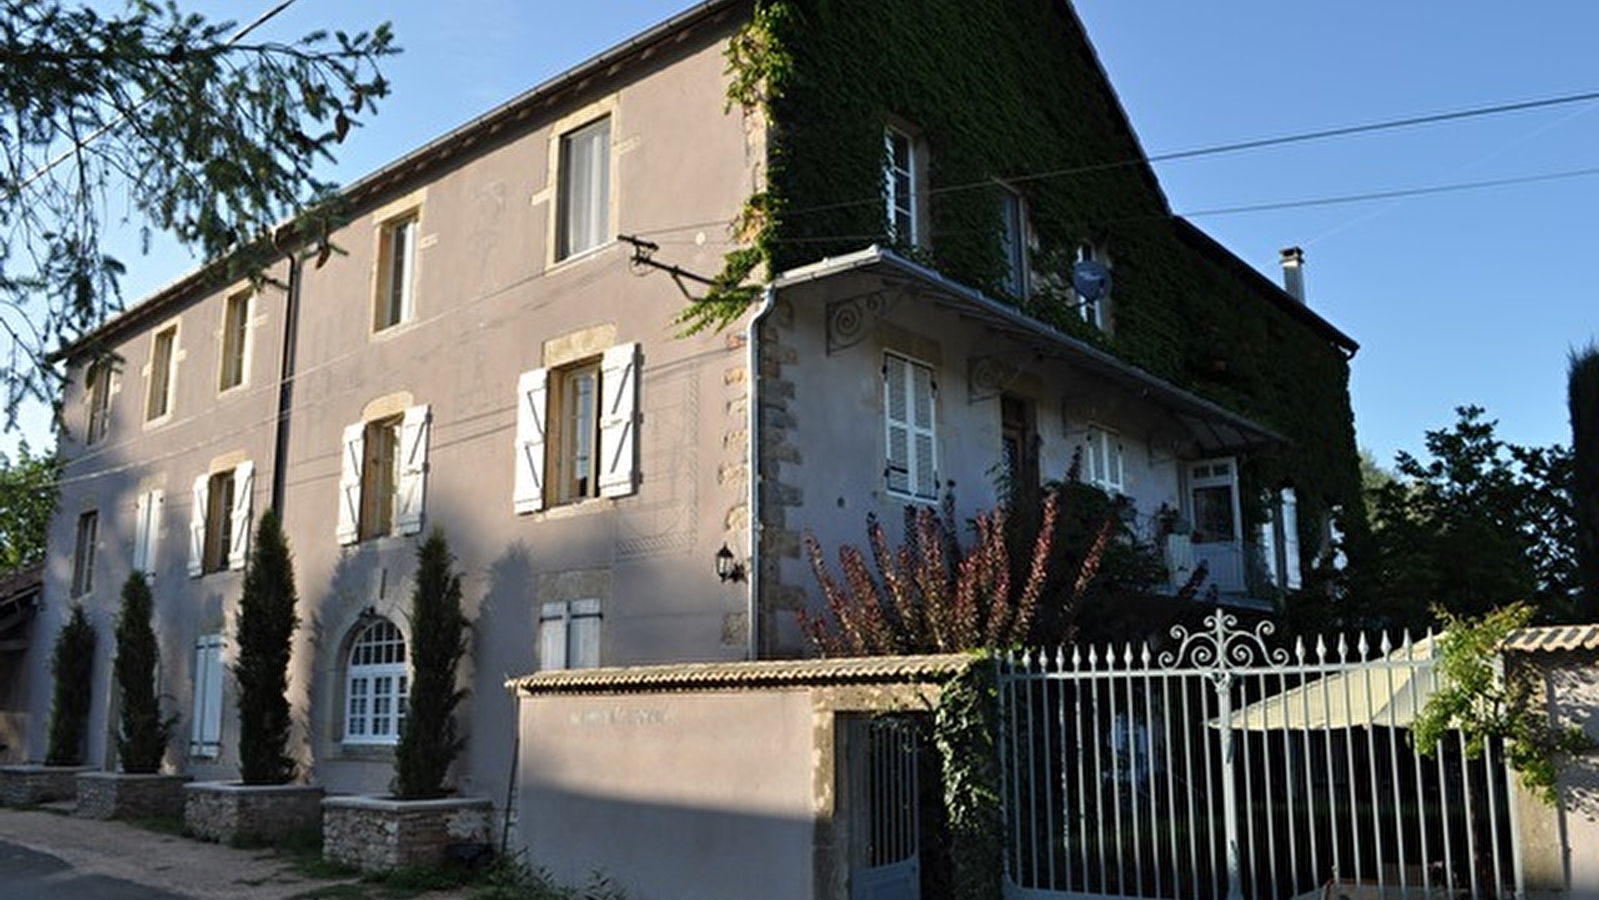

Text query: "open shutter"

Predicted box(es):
[1281, 487, 1302, 590]
[189, 634, 224, 757]
[909, 361, 937, 499]
[884, 356, 911, 495]
[1258, 498, 1279, 588]
[134, 489, 162, 576]
[598, 343, 640, 498]
[337, 423, 364, 545]
[514, 368, 549, 514]
[188, 475, 208, 577]
[395, 405, 430, 536]
[228, 461, 254, 570]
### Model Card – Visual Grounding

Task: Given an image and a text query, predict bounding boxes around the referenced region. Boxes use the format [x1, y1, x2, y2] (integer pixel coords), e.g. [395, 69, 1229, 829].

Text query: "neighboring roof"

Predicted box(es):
[57, 0, 750, 362]
[1503, 625, 1599, 654]
[0, 563, 44, 649]
[1172, 217, 1360, 355]
[773, 245, 1287, 452]
[507, 652, 975, 696]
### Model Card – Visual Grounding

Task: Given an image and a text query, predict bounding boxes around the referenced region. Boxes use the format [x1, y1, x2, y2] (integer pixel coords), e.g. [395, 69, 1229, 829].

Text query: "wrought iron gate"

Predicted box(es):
[998, 613, 1520, 900]
[851, 716, 923, 900]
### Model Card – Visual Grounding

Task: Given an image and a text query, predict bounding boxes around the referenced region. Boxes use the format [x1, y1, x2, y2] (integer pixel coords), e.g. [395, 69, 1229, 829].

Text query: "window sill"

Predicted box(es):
[548, 239, 616, 274]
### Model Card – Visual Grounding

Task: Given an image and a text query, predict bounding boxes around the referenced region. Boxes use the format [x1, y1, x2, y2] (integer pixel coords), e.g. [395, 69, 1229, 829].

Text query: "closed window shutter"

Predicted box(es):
[396, 405, 430, 536]
[228, 462, 254, 571]
[538, 601, 568, 671]
[884, 356, 910, 495]
[337, 423, 364, 545]
[514, 369, 549, 514]
[910, 363, 936, 498]
[188, 475, 209, 577]
[598, 343, 640, 498]
[569, 598, 602, 668]
[1281, 488, 1302, 590]
[190, 634, 224, 757]
[134, 489, 162, 576]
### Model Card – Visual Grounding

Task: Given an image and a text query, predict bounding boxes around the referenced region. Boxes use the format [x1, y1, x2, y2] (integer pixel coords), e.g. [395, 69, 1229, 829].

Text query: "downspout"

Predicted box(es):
[270, 251, 302, 516]
[746, 284, 778, 661]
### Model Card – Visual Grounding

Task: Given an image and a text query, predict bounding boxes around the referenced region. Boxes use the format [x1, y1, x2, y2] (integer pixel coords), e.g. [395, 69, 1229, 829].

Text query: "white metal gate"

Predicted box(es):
[851, 717, 923, 900]
[998, 612, 1520, 900]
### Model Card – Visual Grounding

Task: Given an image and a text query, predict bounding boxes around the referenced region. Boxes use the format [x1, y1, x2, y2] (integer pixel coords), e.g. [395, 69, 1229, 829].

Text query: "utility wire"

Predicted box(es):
[1183, 164, 1599, 219]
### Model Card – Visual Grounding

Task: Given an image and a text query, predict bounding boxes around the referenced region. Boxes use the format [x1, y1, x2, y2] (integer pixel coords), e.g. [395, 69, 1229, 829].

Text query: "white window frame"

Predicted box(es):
[1187, 458, 1241, 546]
[338, 405, 429, 544]
[85, 358, 113, 445]
[188, 461, 253, 577]
[1000, 185, 1029, 298]
[218, 289, 252, 392]
[1082, 424, 1125, 494]
[190, 633, 224, 758]
[374, 212, 419, 331]
[146, 323, 178, 421]
[514, 344, 640, 514]
[538, 599, 602, 671]
[555, 115, 613, 261]
[71, 510, 98, 597]
[883, 353, 938, 501]
[1258, 487, 1304, 591]
[133, 488, 163, 578]
[343, 618, 408, 746]
[885, 126, 921, 245]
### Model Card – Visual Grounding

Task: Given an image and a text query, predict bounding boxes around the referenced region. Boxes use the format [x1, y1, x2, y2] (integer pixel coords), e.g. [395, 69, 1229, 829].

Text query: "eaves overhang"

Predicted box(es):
[507, 652, 975, 696]
[0, 563, 43, 651]
[771, 245, 1287, 454]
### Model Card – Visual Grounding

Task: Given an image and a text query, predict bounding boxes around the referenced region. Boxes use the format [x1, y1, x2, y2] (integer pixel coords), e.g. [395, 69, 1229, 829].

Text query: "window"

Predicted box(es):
[189, 462, 254, 576]
[338, 405, 430, 544]
[344, 619, 407, 745]
[1000, 396, 1038, 501]
[219, 290, 251, 390]
[883, 353, 937, 501]
[514, 344, 640, 514]
[1000, 187, 1029, 298]
[556, 116, 611, 261]
[85, 358, 113, 444]
[374, 214, 418, 330]
[190, 633, 224, 758]
[538, 599, 602, 671]
[146, 324, 177, 421]
[71, 510, 98, 597]
[1258, 487, 1303, 591]
[1082, 425, 1125, 494]
[1074, 243, 1109, 331]
[884, 127, 921, 245]
[132, 488, 163, 577]
[1188, 459, 1240, 545]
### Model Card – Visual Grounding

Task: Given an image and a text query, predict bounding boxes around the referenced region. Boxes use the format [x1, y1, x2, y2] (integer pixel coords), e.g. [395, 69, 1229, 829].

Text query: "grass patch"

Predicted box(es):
[125, 814, 189, 837]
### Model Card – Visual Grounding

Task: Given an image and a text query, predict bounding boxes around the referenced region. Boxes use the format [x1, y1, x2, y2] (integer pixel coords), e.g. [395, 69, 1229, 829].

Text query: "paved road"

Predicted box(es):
[0, 837, 189, 900]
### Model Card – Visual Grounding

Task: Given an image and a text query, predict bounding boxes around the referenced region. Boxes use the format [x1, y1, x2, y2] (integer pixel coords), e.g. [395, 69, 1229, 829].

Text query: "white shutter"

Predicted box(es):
[337, 423, 364, 545]
[884, 356, 910, 495]
[909, 361, 937, 499]
[228, 462, 254, 571]
[598, 343, 640, 498]
[189, 475, 209, 577]
[514, 368, 549, 514]
[190, 633, 224, 757]
[1258, 499, 1279, 589]
[1281, 488, 1302, 590]
[569, 598, 602, 669]
[538, 601, 568, 671]
[395, 405, 430, 536]
[134, 489, 162, 577]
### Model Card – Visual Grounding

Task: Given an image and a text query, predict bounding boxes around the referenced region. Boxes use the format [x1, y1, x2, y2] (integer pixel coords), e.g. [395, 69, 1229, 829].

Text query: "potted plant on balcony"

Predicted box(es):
[1, 605, 96, 806]
[323, 527, 488, 872]
[76, 572, 185, 819]
[185, 510, 323, 845]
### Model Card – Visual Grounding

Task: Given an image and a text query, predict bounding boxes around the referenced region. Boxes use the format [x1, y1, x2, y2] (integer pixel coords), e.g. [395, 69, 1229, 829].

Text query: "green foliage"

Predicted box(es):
[1366, 406, 1576, 630]
[113, 571, 173, 773]
[932, 660, 1003, 900]
[394, 527, 469, 800]
[0, 440, 59, 570]
[44, 604, 96, 765]
[1412, 603, 1595, 805]
[1, 0, 397, 425]
[468, 858, 625, 900]
[234, 509, 300, 785]
[1569, 343, 1599, 619]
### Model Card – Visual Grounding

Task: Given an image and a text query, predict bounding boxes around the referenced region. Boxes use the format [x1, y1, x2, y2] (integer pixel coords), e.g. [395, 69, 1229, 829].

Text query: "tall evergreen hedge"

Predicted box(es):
[113, 571, 171, 773]
[1571, 344, 1599, 620]
[44, 605, 96, 766]
[234, 509, 300, 785]
[394, 528, 469, 799]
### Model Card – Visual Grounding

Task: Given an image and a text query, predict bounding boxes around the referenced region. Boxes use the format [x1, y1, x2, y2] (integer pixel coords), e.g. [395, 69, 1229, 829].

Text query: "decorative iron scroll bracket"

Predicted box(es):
[826, 289, 901, 355]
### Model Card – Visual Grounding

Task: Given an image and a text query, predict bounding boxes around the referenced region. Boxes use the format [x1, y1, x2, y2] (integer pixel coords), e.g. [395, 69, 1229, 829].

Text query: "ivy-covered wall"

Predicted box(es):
[721, 0, 1366, 608]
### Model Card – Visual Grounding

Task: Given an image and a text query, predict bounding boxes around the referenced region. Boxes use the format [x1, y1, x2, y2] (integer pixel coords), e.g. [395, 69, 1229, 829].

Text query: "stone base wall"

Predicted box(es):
[0, 765, 90, 806]
[185, 782, 324, 845]
[74, 772, 189, 820]
[322, 795, 493, 873]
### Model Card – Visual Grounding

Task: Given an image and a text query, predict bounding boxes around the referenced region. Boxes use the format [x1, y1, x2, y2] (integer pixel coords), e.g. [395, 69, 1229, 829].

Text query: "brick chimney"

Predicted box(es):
[1280, 247, 1305, 303]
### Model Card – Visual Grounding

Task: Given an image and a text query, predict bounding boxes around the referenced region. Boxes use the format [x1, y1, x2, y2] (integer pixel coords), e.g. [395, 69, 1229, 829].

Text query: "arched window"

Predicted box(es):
[344, 618, 408, 745]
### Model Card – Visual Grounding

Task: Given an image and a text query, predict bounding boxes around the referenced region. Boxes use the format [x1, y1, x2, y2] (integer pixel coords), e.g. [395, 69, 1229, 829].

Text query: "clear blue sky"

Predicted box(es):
[10, 1, 1597, 471]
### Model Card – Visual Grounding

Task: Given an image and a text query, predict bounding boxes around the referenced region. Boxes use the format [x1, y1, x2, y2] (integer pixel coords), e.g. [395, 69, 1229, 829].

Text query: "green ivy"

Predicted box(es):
[933, 657, 1003, 900]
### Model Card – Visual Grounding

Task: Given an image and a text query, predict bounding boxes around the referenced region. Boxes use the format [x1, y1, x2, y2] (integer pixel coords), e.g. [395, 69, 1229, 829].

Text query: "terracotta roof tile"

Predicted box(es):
[506, 652, 977, 695]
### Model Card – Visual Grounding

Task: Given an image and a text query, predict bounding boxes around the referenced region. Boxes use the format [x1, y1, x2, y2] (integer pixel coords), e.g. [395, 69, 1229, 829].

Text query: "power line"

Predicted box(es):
[1181, 164, 1599, 219]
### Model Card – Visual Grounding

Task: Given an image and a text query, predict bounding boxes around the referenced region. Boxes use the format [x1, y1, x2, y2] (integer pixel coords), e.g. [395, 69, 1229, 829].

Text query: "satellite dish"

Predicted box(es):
[1071, 258, 1111, 304]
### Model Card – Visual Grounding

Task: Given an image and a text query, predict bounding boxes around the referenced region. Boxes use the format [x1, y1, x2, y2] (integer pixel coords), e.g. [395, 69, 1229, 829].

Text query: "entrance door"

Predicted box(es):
[1187, 458, 1244, 592]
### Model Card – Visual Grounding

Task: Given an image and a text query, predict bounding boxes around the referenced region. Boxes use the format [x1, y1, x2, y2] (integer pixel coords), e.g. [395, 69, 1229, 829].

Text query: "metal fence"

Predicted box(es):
[997, 612, 1520, 900]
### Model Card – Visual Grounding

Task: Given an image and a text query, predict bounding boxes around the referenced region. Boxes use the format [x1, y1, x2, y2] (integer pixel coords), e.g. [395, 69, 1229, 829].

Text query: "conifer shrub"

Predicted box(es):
[394, 527, 469, 799]
[234, 509, 300, 785]
[44, 604, 96, 765]
[113, 571, 173, 773]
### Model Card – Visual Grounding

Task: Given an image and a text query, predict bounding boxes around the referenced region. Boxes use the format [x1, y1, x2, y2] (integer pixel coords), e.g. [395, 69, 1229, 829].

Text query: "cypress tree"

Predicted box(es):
[44, 605, 96, 766]
[1571, 344, 1599, 620]
[233, 509, 300, 785]
[394, 528, 468, 799]
[113, 571, 171, 773]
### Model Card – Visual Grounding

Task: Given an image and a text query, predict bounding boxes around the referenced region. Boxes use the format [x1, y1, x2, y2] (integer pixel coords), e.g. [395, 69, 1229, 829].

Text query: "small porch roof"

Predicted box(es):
[0, 564, 43, 652]
[771, 246, 1286, 454]
[506, 653, 974, 696]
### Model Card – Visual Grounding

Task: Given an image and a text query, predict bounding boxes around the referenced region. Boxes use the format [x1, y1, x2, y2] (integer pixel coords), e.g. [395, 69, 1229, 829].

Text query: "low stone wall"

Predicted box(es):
[75, 772, 189, 820]
[0, 764, 90, 806]
[322, 795, 492, 873]
[184, 782, 324, 845]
